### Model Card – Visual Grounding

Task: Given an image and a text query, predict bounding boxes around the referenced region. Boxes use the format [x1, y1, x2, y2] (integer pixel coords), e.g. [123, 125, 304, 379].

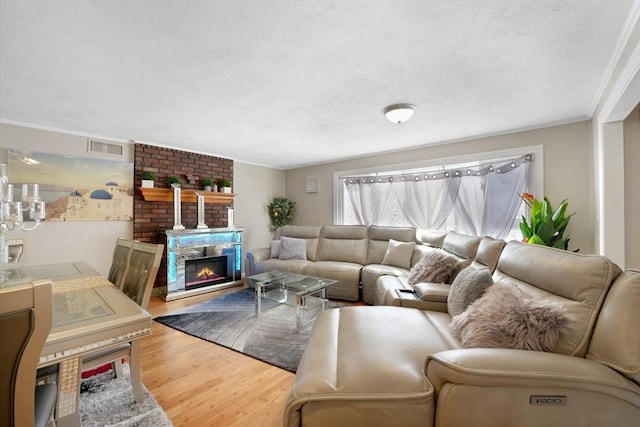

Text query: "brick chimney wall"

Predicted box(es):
[133, 143, 234, 288]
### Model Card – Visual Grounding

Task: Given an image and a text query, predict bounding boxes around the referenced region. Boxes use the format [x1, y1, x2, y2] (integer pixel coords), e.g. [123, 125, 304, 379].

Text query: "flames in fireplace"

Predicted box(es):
[197, 267, 219, 280]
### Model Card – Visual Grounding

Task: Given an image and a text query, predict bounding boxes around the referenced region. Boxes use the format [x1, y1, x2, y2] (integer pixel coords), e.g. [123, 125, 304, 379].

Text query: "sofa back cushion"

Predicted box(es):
[471, 236, 506, 273]
[415, 229, 447, 248]
[366, 225, 416, 265]
[317, 225, 368, 264]
[586, 269, 640, 384]
[279, 225, 321, 261]
[442, 232, 481, 260]
[493, 241, 622, 357]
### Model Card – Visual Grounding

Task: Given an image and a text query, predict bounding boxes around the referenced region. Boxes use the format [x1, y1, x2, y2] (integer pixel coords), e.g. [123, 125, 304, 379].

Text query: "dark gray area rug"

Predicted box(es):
[154, 288, 342, 372]
[80, 364, 172, 427]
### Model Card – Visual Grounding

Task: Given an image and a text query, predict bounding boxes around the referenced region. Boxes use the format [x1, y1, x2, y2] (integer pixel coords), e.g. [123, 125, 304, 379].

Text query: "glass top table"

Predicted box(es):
[248, 271, 337, 332]
[1, 261, 152, 427]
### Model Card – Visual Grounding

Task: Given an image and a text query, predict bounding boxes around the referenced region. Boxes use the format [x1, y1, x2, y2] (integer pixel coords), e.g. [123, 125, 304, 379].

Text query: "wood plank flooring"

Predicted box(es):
[140, 285, 294, 427]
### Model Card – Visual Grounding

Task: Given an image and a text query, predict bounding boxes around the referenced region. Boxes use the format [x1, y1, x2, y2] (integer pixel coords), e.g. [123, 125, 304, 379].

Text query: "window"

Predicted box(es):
[334, 146, 543, 241]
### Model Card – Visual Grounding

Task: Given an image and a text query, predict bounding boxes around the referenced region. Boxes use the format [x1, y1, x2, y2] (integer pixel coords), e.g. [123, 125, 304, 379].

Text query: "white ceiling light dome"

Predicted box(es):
[383, 103, 417, 124]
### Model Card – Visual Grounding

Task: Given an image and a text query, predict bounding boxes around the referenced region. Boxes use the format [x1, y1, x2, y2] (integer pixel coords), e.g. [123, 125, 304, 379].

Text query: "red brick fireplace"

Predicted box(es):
[133, 143, 234, 288]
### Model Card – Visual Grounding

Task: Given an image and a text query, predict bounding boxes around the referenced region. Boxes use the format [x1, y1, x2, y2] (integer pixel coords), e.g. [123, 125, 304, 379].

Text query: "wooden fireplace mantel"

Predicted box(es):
[139, 187, 236, 204]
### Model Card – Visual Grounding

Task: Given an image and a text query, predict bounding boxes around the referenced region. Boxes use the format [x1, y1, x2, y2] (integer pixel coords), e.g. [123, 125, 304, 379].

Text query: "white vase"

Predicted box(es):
[141, 179, 154, 188]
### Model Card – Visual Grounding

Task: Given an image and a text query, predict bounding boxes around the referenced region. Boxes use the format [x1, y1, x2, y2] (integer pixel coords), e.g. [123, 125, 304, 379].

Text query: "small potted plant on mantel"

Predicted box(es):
[201, 177, 214, 192]
[167, 175, 182, 187]
[219, 179, 232, 193]
[140, 171, 156, 188]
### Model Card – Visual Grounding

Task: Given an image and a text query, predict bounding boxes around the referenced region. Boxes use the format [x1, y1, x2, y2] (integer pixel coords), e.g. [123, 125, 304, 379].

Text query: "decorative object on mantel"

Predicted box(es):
[268, 196, 296, 232]
[140, 170, 156, 188]
[200, 177, 213, 192]
[227, 207, 234, 228]
[172, 183, 185, 230]
[196, 193, 208, 229]
[219, 179, 232, 193]
[519, 193, 578, 252]
[382, 103, 417, 124]
[167, 175, 181, 187]
[0, 163, 46, 283]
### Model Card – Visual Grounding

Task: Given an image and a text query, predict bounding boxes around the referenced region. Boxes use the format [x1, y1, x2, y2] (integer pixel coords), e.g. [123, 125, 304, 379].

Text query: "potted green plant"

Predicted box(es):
[219, 179, 232, 193]
[268, 197, 296, 232]
[519, 193, 577, 251]
[140, 170, 156, 188]
[201, 177, 214, 191]
[167, 175, 182, 187]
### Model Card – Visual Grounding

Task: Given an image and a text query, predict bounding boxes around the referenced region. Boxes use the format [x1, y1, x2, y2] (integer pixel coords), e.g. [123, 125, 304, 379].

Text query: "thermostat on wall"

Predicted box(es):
[305, 176, 318, 193]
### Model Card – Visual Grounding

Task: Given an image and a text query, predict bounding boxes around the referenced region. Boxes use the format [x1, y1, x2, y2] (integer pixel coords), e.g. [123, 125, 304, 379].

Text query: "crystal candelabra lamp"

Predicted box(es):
[0, 162, 46, 283]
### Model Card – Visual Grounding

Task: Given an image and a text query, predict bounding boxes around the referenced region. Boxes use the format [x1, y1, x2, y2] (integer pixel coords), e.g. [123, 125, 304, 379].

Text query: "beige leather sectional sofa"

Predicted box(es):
[283, 242, 640, 427]
[245, 224, 486, 302]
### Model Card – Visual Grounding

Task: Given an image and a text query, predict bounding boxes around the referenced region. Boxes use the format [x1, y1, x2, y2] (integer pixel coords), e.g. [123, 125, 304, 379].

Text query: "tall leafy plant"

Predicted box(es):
[519, 193, 576, 251]
[268, 197, 296, 232]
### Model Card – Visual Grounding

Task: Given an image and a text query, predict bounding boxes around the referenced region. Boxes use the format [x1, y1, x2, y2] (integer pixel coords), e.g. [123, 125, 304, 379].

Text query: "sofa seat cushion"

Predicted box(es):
[362, 264, 409, 305]
[303, 261, 362, 301]
[285, 306, 457, 427]
[252, 259, 311, 276]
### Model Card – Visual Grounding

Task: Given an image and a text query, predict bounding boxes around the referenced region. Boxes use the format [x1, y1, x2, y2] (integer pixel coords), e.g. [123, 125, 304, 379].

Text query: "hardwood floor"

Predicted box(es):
[140, 285, 294, 427]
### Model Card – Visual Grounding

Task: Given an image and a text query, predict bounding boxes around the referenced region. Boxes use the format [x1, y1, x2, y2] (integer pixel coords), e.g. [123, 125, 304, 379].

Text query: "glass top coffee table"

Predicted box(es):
[248, 271, 337, 332]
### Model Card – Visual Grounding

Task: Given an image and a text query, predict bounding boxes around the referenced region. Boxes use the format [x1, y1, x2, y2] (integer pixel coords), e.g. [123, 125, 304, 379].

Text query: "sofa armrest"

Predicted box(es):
[414, 282, 450, 303]
[426, 349, 640, 427]
[244, 247, 271, 276]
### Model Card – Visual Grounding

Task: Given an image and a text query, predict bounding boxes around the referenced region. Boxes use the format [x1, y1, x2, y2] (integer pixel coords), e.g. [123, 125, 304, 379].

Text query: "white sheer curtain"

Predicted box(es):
[344, 179, 394, 225]
[394, 177, 460, 229]
[342, 154, 532, 238]
[453, 158, 530, 238]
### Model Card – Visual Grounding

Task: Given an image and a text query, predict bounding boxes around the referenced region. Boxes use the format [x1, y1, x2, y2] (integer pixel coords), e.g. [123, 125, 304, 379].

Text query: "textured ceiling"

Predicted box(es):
[0, 1, 637, 169]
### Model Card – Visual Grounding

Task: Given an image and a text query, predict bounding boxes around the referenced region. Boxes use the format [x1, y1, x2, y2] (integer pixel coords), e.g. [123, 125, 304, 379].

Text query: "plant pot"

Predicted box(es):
[204, 186, 212, 192]
[141, 179, 154, 188]
[222, 186, 232, 193]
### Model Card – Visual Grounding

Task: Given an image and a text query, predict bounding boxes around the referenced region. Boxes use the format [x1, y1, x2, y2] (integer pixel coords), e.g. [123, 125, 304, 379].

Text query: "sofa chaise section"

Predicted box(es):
[284, 242, 640, 427]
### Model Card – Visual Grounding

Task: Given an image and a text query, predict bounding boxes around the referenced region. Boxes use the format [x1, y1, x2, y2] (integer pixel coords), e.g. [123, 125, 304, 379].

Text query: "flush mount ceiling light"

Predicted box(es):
[383, 103, 417, 124]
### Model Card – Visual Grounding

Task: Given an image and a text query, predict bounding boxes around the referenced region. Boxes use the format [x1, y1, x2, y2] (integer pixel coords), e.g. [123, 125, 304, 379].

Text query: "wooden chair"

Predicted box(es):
[6, 238, 30, 263]
[82, 241, 164, 402]
[107, 237, 135, 289]
[0, 279, 56, 427]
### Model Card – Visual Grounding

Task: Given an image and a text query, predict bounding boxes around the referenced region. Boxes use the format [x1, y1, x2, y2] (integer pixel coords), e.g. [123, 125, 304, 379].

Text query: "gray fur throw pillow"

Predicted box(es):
[450, 282, 572, 352]
[407, 250, 458, 285]
[447, 266, 494, 317]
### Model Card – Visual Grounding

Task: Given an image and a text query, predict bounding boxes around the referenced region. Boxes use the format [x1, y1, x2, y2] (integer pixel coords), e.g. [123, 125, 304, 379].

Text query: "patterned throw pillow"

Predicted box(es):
[407, 250, 458, 285]
[381, 239, 416, 269]
[279, 236, 307, 260]
[450, 282, 572, 352]
[447, 266, 493, 317]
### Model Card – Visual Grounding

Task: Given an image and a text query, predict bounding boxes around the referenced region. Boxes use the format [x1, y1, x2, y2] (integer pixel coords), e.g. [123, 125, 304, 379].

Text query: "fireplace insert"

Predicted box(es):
[184, 255, 229, 290]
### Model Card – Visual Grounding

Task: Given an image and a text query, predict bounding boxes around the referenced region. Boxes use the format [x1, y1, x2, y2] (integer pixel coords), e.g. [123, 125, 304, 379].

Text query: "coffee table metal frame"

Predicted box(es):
[249, 271, 337, 332]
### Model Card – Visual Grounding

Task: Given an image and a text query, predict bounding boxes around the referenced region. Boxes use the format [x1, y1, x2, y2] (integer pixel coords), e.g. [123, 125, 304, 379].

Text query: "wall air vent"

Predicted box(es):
[87, 139, 124, 157]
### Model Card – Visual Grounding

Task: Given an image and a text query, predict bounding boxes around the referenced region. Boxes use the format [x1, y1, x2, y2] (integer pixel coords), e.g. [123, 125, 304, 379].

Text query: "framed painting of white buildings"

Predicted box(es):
[8, 149, 133, 221]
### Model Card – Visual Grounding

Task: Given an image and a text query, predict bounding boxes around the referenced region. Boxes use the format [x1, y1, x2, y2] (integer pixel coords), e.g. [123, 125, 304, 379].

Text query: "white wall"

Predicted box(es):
[285, 121, 595, 254]
[1, 123, 286, 276]
[233, 161, 286, 268]
[624, 105, 640, 268]
[592, 8, 639, 268]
